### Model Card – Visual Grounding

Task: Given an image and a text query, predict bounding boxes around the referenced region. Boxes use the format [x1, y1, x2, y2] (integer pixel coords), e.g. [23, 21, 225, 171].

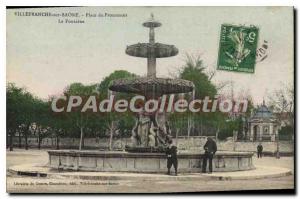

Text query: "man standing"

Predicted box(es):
[166, 139, 178, 176]
[257, 143, 263, 158]
[202, 137, 217, 174]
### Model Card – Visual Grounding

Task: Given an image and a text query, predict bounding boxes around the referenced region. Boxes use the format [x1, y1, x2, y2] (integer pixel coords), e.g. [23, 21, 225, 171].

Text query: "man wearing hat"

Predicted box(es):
[165, 139, 178, 176]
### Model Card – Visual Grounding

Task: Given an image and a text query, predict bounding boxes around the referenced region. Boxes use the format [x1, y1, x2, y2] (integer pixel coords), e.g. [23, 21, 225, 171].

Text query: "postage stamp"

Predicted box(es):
[217, 24, 259, 73]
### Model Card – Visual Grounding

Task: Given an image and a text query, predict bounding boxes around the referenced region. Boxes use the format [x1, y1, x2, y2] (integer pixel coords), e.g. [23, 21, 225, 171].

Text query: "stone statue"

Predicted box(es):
[131, 119, 140, 146]
[148, 122, 157, 147]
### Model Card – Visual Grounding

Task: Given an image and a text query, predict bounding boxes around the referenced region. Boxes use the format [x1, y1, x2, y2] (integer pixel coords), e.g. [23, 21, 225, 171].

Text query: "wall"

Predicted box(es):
[10, 136, 294, 154]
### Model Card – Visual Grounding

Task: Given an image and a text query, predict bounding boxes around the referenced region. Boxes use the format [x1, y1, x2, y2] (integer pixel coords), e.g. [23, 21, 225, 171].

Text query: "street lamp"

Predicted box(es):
[276, 132, 280, 159]
[276, 94, 286, 159]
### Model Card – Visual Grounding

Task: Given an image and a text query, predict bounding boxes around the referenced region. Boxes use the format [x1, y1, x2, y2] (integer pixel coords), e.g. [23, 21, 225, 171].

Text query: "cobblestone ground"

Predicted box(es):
[6, 149, 294, 193]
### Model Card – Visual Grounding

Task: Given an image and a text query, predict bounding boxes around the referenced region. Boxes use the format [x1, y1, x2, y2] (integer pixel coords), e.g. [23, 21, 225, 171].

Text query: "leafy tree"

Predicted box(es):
[6, 83, 37, 150]
[63, 83, 99, 150]
[97, 70, 137, 149]
[278, 125, 293, 140]
[97, 70, 136, 98]
[218, 120, 236, 140]
[180, 55, 217, 99]
[177, 55, 222, 137]
[174, 55, 255, 141]
[32, 99, 52, 149]
[46, 96, 72, 149]
[268, 83, 294, 134]
[7, 83, 22, 151]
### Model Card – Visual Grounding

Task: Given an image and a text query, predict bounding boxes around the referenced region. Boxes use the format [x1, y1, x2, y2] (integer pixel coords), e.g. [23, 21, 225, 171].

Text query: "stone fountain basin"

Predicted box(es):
[109, 77, 194, 96]
[48, 150, 254, 173]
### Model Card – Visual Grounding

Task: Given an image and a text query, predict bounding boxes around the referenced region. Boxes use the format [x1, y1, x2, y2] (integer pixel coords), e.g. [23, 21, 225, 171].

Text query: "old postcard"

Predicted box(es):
[6, 6, 294, 193]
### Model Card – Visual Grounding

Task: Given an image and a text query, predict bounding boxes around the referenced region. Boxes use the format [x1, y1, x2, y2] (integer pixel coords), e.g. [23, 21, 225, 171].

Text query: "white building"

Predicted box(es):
[247, 102, 279, 142]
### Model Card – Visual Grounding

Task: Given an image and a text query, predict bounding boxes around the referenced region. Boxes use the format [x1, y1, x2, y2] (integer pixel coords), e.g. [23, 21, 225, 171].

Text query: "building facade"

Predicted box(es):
[247, 102, 279, 142]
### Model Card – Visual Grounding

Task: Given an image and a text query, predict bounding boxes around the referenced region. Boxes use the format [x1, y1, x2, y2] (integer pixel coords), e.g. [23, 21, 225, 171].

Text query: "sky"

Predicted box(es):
[7, 7, 294, 104]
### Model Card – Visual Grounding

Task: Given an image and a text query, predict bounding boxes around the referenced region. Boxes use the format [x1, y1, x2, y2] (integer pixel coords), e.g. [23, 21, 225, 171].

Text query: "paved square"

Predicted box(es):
[6, 149, 294, 193]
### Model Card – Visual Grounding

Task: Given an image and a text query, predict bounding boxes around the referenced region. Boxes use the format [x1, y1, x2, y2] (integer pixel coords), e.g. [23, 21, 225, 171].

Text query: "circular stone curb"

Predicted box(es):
[8, 164, 292, 181]
[201, 166, 292, 180]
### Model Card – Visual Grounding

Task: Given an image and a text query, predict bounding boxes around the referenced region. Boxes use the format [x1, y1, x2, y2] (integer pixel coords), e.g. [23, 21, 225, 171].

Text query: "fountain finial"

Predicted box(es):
[143, 14, 161, 28]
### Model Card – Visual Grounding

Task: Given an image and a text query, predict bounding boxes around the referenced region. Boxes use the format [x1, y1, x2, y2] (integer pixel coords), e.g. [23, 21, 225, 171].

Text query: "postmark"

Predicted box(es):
[256, 40, 268, 63]
[217, 24, 259, 73]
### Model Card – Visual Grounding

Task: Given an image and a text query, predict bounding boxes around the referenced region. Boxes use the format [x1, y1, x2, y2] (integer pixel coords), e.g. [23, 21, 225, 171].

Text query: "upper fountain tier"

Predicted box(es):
[109, 14, 194, 96]
[126, 14, 178, 58]
[126, 14, 180, 78]
[125, 43, 178, 58]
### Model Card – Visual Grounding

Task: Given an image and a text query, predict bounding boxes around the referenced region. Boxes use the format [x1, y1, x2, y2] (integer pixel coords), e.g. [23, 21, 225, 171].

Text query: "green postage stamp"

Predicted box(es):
[217, 24, 259, 73]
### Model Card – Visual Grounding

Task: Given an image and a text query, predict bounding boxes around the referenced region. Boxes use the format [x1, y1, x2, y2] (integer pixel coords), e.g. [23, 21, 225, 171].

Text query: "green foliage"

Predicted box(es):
[96, 70, 138, 138]
[218, 120, 236, 140]
[172, 55, 251, 140]
[7, 83, 40, 132]
[64, 82, 98, 96]
[7, 53, 255, 147]
[7, 83, 54, 149]
[180, 55, 217, 98]
[98, 70, 136, 98]
[278, 125, 294, 140]
[168, 112, 190, 136]
[6, 69, 139, 150]
[172, 55, 224, 137]
[218, 117, 245, 140]
[279, 125, 293, 136]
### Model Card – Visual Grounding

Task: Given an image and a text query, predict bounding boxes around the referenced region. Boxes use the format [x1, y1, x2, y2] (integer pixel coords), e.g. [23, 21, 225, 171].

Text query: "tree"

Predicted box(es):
[168, 111, 190, 146]
[22, 96, 45, 150]
[178, 55, 221, 137]
[7, 83, 23, 151]
[268, 83, 294, 131]
[179, 55, 217, 99]
[33, 99, 52, 149]
[97, 70, 136, 98]
[97, 70, 137, 150]
[63, 83, 99, 150]
[278, 125, 294, 140]
[47, 99, 71, 150]
[176, 55, 255, 140]
[6, 83, 37, 150]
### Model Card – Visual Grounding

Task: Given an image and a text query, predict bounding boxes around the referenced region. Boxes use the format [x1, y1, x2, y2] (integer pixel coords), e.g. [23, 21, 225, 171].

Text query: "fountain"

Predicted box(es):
[109, 13, 194, 152]
[48, 14, 254, 173]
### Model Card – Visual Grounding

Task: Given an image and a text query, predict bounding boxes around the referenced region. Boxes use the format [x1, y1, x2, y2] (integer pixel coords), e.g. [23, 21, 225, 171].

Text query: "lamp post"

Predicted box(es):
[276, 94, 286, 159]
[276, 132, 280, 159]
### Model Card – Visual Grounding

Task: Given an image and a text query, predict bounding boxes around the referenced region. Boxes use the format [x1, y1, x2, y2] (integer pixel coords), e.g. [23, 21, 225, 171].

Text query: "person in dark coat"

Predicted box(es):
[166, 139, 178, 176]
[202, 137, 217, 174]
[257, 143, 263, 158]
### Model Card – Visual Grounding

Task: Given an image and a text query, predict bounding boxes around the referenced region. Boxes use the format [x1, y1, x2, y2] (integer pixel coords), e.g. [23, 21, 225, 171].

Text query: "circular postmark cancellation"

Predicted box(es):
[217, 24, 269, 73]
[256, 40, 269, 63]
